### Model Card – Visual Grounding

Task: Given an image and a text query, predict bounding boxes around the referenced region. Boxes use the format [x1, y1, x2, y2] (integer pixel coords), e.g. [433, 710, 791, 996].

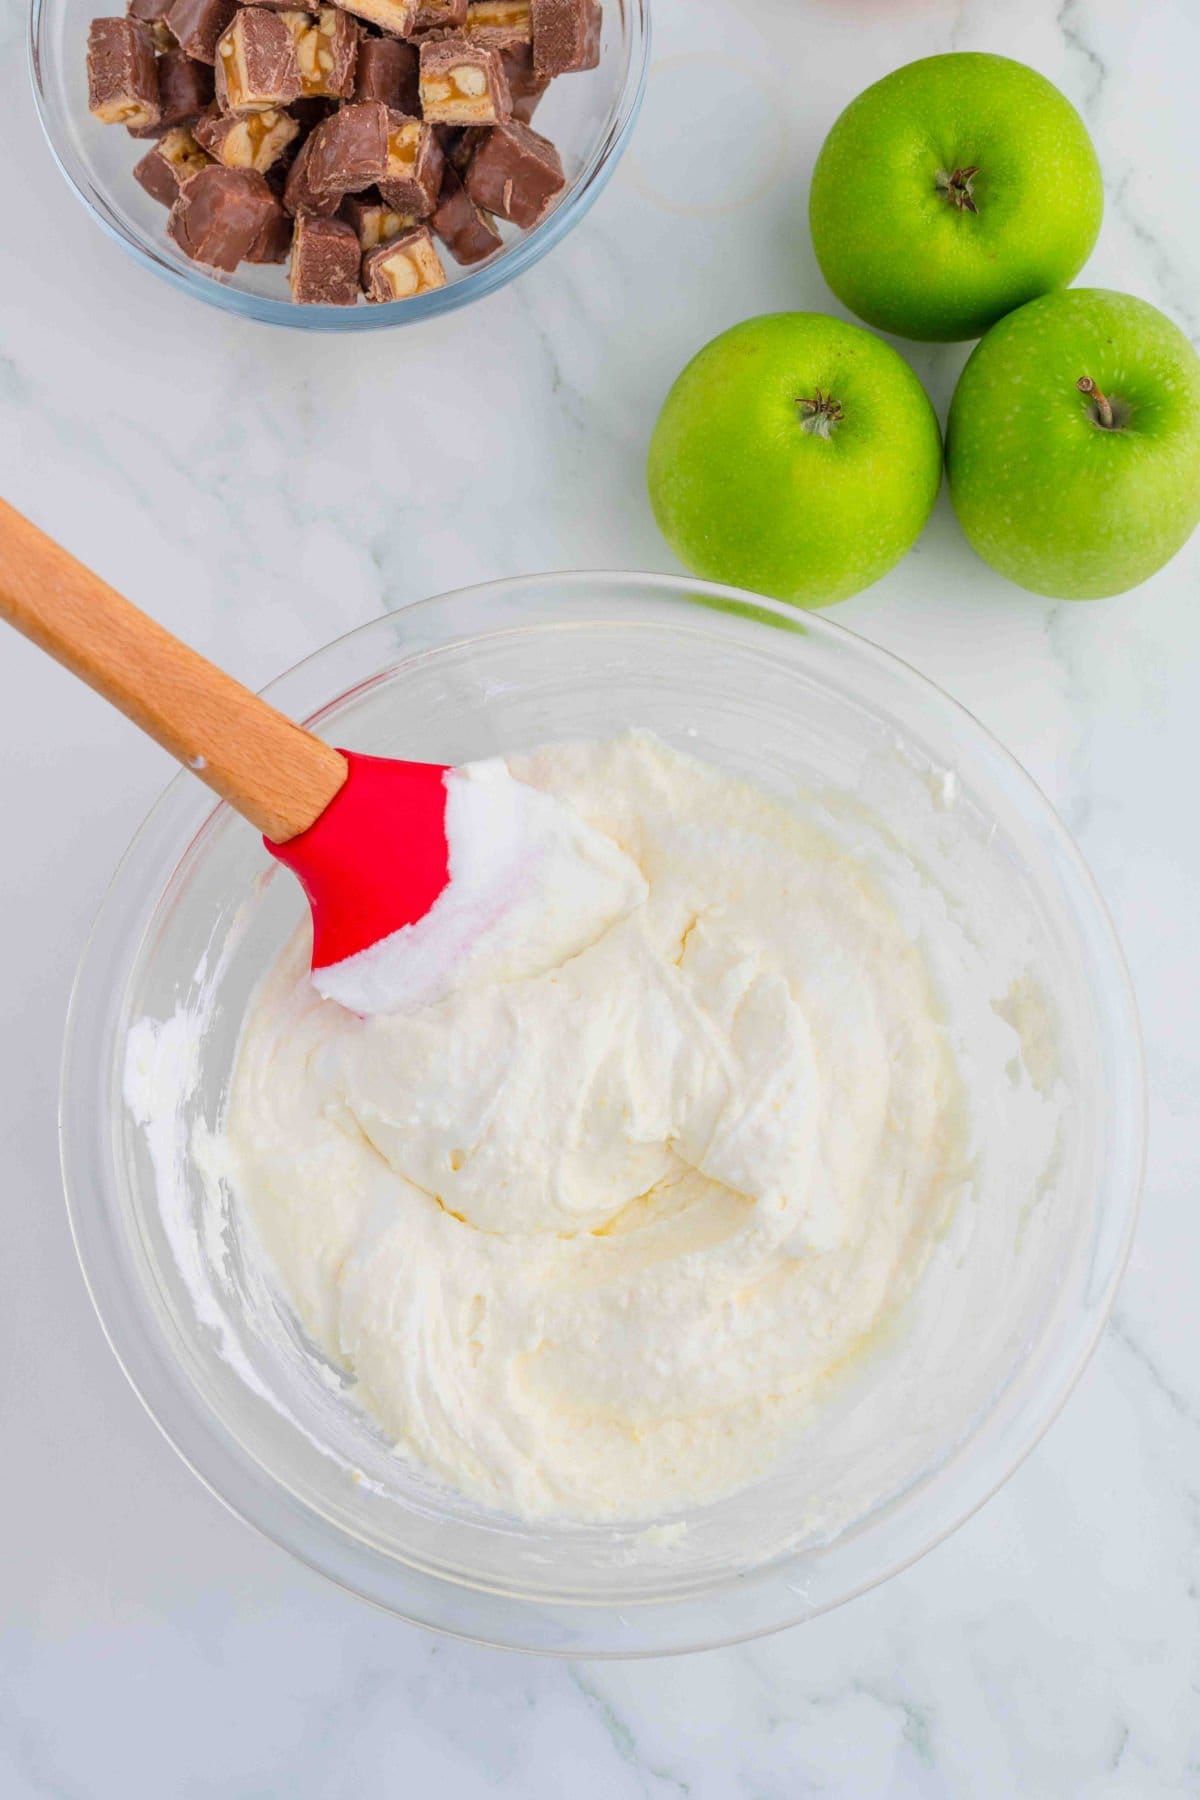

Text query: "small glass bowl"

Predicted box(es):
[29, 0, 648, 328]
[61, 574, 1145, 1656]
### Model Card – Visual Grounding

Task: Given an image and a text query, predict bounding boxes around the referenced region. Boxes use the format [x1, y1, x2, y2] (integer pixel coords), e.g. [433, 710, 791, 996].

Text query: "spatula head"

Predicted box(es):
[265, 749, 451, 973]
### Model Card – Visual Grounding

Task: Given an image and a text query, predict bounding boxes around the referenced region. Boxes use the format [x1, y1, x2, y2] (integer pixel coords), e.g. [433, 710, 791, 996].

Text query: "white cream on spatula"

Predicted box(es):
[311, 759, 648, 1016]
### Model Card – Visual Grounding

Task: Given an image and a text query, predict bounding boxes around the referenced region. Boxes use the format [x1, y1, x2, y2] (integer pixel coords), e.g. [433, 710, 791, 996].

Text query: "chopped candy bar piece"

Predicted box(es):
[329, 0, 416, 39]
[133, 123, 211, 202]
[419, 35, 510, 125]
[195, 101, 299, 169]
[164, 0, 236, 63]
[465, 0, 529, 50]
[432, 162, 501, 264]
[244, 0, 318, 8]
[463, 116, 562, 226]
[290, 211, 360, 300]
[245, 198, 294, 257]
[341, 193, 418, 247]
[281, 7, 359, 98]
[362, 225, 447, 300]
[87, 18, 161, 129]
[411, 0, 466, 28]
[127, 0, 175, 51]
[530, 0, 598, 76]
[283, 98, 388, 213]
[378, 111, 444, 215]
[215, 9, 302, 111]
[352, 34, 416, 109]
[167, 162, 281, 266]
[128, 48, 214, 134]
[157, 49, 214, 118]
[499, 41, 547, 121]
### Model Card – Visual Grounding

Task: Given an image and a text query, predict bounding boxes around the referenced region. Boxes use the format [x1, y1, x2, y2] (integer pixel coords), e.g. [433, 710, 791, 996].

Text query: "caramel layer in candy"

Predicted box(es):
[499, 41, 546, 121]
[215, 9, 302, 111]
[88, 18, 161, 129]
[164, 0, 236, 63]
[378, 111, 444, 215]
[290, 212, 360, 300]
[432, 162, 500, 264]
[329, 0, 416, 39]
[281, 7, 358, 98]
[133, 123, 211, 203]
[352, 34, 416, 109]
[126, 46, 214, 134]
[127, 0, 175, 52]
[411, 0, 466, 27]
[284, 97, 388, 213]
[362, 225, 447, 300]
[530, 0, 598, 76]
[167, 162, 281, 266]
[341, 192, 417, 247]
[196, 101, 299, 169]
[463, 117, 561, 226]
[419, 35, 510, 125]
[465, 0, 529, 50]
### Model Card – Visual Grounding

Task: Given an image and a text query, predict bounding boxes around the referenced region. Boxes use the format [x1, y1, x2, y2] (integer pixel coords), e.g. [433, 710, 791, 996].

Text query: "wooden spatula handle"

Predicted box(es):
[0, 497, 347, 843]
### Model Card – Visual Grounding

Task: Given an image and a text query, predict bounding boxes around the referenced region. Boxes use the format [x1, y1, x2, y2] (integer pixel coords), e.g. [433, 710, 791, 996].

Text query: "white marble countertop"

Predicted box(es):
[3, 0, 1199, 1792]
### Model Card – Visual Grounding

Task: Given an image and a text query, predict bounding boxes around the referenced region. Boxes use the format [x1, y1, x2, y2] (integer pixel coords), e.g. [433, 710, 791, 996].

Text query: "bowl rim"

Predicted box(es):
[59, 571, 1147, 1655]
[27, 0, 650, 330]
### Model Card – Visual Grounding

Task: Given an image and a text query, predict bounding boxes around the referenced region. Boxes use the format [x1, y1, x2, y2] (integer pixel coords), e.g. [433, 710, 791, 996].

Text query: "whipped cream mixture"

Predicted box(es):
[222, 732, 963, 1521]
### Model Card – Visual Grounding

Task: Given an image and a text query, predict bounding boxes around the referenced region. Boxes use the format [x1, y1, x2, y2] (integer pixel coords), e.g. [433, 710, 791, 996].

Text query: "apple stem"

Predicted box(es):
[795, 391, 845, 438]
[1077, 376, 1116, 429]
[936, 166, 980, 214]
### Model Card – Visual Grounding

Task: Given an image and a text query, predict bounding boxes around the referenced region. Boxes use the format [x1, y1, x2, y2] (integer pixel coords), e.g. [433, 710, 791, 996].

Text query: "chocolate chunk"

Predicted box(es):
[530, 0, 598, 77]
[87, 18, 161, 129]
[362, 225, 446, 300]
[127, 47, 214, 135]
[283, 98, 388, 213]
[499, 41, 547, 121]
[378, 111, 444, 216]
[195, 101, 299, 168]
[245, 198, 294, 257]
[432, 162, 500, 264]
[167, 162, 281, 266]
[419, 35, 509, 126]
[463, 117, 561, 226]
[329, 0, 416, 39]
[133, 122, 211, 203]
[215, 9, 302, 111]
[352, 34, 416, 109]
[127, 0, 176, 51]
[164, 0, 236, 63]
[465, 0, 529, 51]
[411, 0, 466, 27]
[281, 7, 359, 98]
[290, 212, 360, 300]
[341, 192, 417, 247]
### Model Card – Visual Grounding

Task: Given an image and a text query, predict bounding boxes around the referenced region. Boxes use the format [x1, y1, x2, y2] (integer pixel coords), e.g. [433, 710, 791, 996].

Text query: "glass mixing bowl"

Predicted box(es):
[30, 0, 648, 328]
[61, 573, 1144, 1656]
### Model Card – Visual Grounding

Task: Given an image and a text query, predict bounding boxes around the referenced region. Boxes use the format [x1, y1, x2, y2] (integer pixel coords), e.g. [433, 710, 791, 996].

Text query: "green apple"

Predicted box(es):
[946, 289, 1200, 599]
[809, 54, 1103, 342]
[646, 313, 942, 608]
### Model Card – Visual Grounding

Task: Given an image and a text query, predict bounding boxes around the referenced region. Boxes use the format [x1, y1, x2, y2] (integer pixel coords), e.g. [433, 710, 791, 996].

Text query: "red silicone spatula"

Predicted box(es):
[0, 496, 454, 985]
